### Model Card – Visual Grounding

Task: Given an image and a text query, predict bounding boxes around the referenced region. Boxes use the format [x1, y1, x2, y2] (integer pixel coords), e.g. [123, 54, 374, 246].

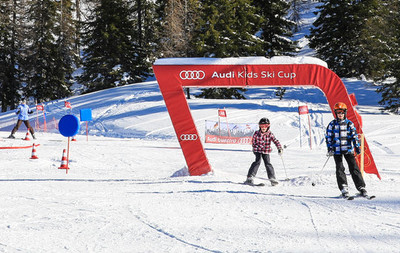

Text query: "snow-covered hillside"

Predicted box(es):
[0, 2, 399, 252]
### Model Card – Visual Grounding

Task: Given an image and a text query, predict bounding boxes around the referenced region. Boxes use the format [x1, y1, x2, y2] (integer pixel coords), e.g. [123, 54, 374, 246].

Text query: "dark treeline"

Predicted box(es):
[0, 0, 399, 112]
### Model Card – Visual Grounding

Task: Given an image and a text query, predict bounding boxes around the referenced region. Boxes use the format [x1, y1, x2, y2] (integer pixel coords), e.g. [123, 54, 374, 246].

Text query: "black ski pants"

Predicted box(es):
[334, 153, 365, 191]
[247, 152, 276, 180]
[11, 120, 35, 135]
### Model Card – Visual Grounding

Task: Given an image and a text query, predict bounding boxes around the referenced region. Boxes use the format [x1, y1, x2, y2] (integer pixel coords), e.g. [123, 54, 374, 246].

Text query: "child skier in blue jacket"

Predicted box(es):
[326, 102, 367, 198]
[8, 99, 36, 139]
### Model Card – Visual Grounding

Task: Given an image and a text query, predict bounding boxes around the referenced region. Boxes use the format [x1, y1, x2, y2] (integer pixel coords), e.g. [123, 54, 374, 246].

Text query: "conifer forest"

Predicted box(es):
[0, 0, 399, 113]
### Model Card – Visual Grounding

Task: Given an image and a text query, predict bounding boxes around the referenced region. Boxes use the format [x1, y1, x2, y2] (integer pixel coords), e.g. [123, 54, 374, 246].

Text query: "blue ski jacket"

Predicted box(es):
[326, 118, 360, 155]
[16, 104, 33, 121]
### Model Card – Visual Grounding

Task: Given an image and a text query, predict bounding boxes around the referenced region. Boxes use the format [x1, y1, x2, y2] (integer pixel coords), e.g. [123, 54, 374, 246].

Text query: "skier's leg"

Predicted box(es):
[247, 152, 262, 178]
[11, 120, 23, 135]
[344, 153, 366, 191]
[24, 120, 35, 136]
[262, 154, 276, 180]
[334, 155, 348, 191]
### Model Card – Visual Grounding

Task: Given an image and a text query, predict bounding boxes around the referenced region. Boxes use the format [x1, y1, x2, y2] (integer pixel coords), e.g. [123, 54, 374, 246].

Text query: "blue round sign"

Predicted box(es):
[59, 115, 80, 137]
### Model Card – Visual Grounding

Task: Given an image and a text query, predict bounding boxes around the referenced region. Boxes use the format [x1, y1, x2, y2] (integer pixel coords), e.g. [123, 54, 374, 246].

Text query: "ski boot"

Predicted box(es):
[341, 187, 350, 198]
[244, 177, 254, 185]
[270, 179, 279, 186]
[358, 187, 368, 197]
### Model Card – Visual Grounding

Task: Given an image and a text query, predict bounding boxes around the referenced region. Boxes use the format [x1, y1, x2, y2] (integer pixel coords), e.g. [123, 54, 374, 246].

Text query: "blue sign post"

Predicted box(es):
[58, 115, 80, 173]
[80, 109, 93, 141]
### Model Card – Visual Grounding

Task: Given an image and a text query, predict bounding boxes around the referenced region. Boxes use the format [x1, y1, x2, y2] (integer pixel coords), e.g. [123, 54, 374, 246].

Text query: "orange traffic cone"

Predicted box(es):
[58, 149, 69, 170]
[71, 136, 77, 141]
[23, 131, 31, 141]
[30, 143, 39, 159]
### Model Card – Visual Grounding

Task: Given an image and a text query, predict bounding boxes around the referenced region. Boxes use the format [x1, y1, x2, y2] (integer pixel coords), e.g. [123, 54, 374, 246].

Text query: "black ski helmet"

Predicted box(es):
[259, 117, 270, 125]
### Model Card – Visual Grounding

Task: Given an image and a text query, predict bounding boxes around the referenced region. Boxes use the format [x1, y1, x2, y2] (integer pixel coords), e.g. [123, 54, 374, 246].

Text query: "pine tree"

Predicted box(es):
[354, 0, 390, 80]
[288, 0, 303, 32]
[0, 0, 25, 111]
[79, 0, 151, 92]
[191, 0, 263, 99]
[253, 0, 298, 57]
[253, 0, 297, 99]
[377, 0, 400, 113]
[192, 0, 263, 57]
[56, 0, 76, 96]
[134, 0, 159, 76]
[309, 0, 384, 78]
[23, 0, 75, 102]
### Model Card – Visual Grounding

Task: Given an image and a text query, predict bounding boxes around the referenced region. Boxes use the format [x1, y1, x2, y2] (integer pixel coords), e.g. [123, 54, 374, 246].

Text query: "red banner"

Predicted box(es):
[205, 120, 257, 144]
[205, 135, 252, 144]
[153, 57, 380, 179]
[36, 105, 44, 111]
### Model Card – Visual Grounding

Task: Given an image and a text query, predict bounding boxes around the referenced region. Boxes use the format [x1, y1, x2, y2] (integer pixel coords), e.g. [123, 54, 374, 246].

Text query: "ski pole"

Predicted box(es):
[279, 153, 289, 180]
[311, 155, 331, 186]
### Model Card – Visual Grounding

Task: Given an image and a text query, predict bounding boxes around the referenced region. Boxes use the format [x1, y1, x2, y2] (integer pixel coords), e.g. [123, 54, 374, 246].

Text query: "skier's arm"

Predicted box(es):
[271, 133, 283, 151]
[325, 122, 334, 151]
[349, 122, 361, 154]
[15, 105, 21, 115]
[252, 132, 261, 149]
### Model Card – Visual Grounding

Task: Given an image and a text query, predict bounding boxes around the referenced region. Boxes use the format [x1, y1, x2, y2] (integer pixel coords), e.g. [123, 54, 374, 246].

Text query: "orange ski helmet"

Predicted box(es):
[334, 102, 347, 118]
[334, 102, 347, 111]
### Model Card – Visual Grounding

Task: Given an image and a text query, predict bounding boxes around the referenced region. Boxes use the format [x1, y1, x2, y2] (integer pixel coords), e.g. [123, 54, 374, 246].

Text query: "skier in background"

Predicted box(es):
[326, 102, 367, 198]
[245, 117, 283, 186]
[8, 99, 36, 139]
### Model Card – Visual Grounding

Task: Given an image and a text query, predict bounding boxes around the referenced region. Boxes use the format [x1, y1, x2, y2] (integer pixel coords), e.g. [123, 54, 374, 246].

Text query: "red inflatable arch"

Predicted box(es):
[152, 57, 380, 179]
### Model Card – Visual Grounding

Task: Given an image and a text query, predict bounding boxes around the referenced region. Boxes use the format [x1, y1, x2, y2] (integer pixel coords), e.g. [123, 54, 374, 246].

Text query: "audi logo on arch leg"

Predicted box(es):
[180, 134, 198, 141]
[179, 70, 205, 80]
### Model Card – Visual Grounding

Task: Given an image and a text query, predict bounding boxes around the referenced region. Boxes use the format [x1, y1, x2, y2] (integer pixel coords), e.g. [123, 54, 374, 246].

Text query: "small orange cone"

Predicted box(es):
[30, 143, 39, 159]
[23, 131, 31, 141]
[58, 149, 69, 170]
[72, 136, 77, 141]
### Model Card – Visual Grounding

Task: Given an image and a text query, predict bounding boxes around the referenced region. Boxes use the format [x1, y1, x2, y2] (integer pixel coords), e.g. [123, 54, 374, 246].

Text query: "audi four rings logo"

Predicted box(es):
[179, 70, 205, 80]
[180, 134, 198, 141]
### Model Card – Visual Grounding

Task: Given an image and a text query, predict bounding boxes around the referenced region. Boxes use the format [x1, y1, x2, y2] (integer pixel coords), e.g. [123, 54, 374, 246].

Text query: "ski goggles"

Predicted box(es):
[259, 124, 270, 128]
[335, 110, 345, 114]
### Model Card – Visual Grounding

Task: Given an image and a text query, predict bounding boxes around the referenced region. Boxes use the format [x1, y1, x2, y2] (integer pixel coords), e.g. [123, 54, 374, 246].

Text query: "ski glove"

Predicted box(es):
[355, 147, 361, 155]
[278, 149, 283, 155]
[327, 150, 334, 157]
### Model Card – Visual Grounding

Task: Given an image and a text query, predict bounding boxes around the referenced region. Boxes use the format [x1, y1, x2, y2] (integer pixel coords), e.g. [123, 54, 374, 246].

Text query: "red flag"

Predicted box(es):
[349, 93, 358, 106]
[218, 109, 227, 117]
[298, 105, 309, 115]
[64, 101, 72, 109]
[36, 105, 44, 111]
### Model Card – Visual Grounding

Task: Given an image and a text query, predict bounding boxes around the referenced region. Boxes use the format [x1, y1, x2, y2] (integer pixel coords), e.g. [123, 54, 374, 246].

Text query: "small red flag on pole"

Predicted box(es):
[218, 109, 227, 117]
[64, 101, 72, 109]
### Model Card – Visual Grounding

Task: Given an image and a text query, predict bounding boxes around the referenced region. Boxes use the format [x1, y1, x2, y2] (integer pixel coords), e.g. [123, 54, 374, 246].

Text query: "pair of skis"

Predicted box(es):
[243, 180, 376, 200]
[343, 194, 376, 200]
[243, 180, 279, 187]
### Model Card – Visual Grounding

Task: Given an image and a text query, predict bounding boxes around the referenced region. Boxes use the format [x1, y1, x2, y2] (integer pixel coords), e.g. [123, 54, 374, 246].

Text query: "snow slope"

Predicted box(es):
[0, 2, 399, 253]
